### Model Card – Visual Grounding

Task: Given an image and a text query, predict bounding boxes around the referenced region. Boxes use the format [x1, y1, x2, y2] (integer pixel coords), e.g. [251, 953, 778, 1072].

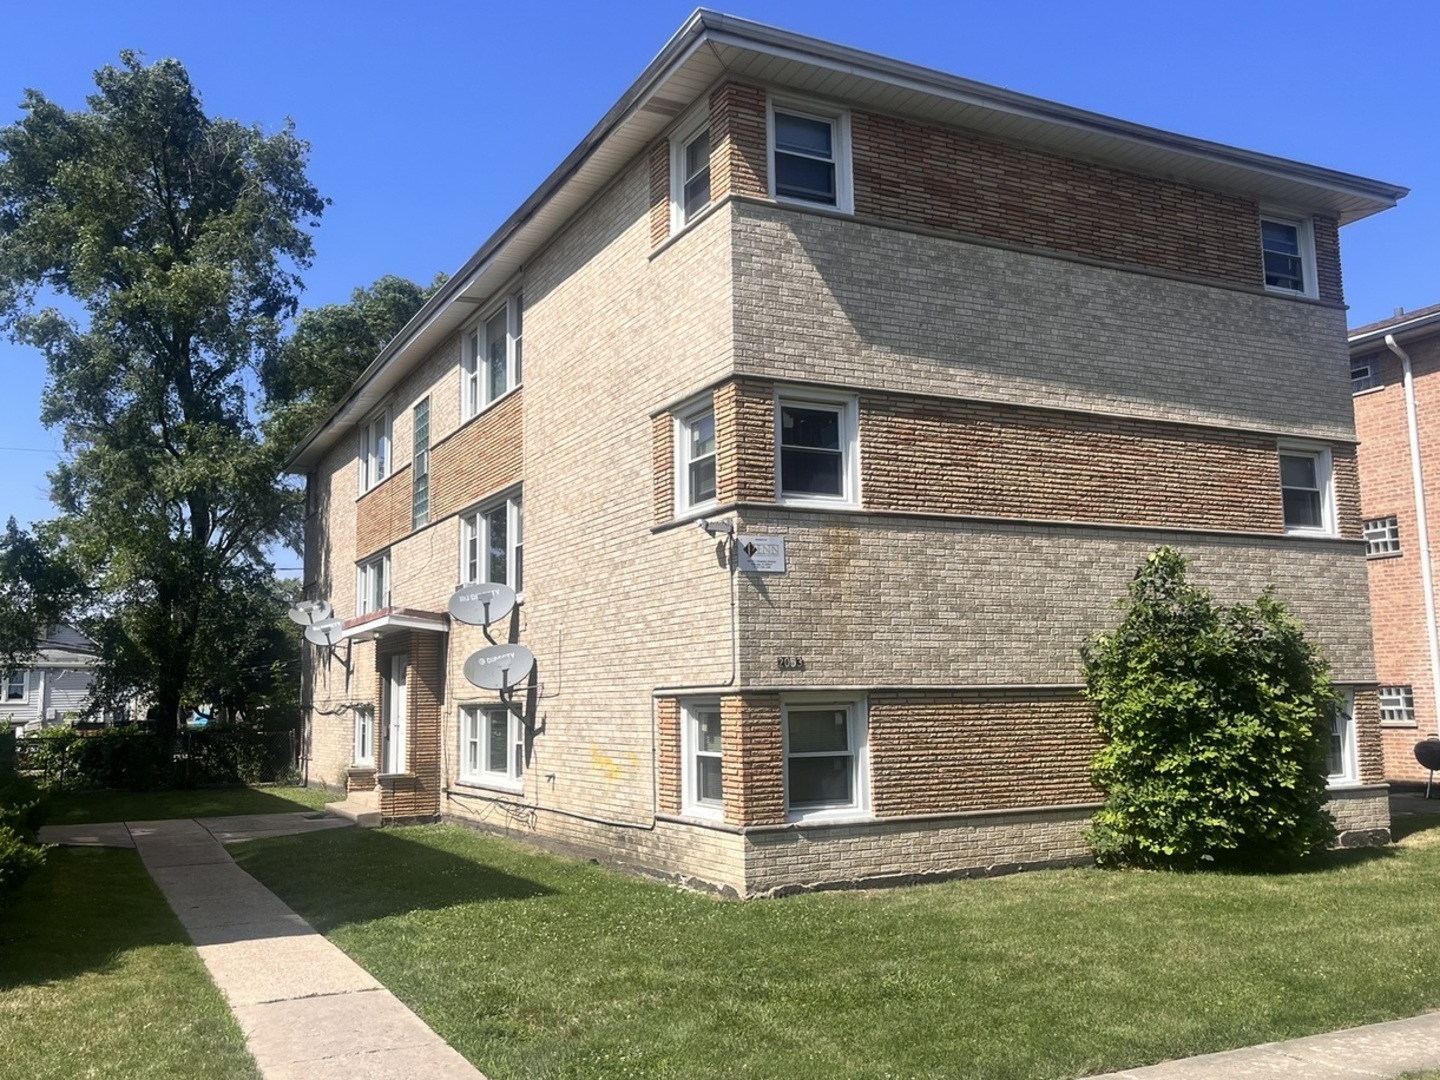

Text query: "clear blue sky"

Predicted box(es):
[1, 0, 1435, 552]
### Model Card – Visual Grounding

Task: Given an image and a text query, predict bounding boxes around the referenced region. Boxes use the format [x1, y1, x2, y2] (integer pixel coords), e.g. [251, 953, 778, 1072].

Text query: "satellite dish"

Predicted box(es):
[288, 598, 332, 626]
[448, 582, 516, 627]
[303, 617, 345, 648]
[463, 644, 535, 690]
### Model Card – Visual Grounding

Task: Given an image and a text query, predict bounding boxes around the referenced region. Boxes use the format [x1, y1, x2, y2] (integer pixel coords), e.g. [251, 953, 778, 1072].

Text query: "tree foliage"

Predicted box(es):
[0, 518, 86, 674]
[0, 52, 326, 739]
[261, 273, 444, 456]
[1083, 547, 1337, 869]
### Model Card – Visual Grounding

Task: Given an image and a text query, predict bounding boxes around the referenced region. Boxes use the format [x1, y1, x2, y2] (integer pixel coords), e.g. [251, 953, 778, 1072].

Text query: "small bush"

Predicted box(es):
[0, 746, 46, 899]
[1084, 547, 1336, 869]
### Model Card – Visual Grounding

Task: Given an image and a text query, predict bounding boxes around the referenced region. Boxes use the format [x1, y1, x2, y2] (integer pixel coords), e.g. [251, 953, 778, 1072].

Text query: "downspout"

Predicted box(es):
[1385, 333, 1440, 736]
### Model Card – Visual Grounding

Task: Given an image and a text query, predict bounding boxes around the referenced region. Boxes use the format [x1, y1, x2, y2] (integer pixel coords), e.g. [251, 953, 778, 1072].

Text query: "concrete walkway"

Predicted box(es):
[1087, 1012, 1440, 1077]
[42, 813, 485, 1080]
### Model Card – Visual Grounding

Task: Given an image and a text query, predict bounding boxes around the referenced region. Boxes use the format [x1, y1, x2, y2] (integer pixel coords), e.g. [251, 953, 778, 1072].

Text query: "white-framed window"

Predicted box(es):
[1379, 685, 1416, 727]
[681, 699, 723, 819]
[670, 111, 712, 231]
[776, 391, 860, 506]
[356, 552, 390, 616]
[460, 492, 524, 592]
[412, 397, 431, 530]
[1261, 214, 1317, 298]
[1364, 515, 1401, 557]
[3, 670, 27, 702]
[461, 293, 523, 419]
[459, 703, 524, 791]
[358, 407, 390, 494]
[1351, 357, 1381, 394]
[1326, 687, 1358, 785]
[354, 705, 375, 766]
[676, 402, 717, 511]
[783, 697, 868, 820]
[1278, 445, 1333, 535]
[768, 97, 853, 213]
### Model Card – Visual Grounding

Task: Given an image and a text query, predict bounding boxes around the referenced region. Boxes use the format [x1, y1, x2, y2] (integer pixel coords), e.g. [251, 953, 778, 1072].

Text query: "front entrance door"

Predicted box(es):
[382, 653, 408, 773]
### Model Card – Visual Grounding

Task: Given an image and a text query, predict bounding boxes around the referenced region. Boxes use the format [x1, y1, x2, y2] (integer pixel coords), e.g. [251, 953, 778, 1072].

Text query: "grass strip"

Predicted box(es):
[0, 846, 259, 1080]
[234, 818, 1440, 1079]
[43, 784, 330, 825]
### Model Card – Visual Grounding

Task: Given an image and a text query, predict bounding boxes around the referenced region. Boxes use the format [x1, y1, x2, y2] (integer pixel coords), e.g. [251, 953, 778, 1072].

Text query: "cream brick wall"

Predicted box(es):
[1326, 786, 1391, 843]
[731, 200, 1355, 443]
[504, 164, 736, 826]
[743, 806, 1096, 897]
[731, 512, 1375, 687]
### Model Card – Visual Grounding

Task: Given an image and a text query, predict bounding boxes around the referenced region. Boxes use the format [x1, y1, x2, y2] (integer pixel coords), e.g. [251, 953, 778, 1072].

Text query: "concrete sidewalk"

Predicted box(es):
[1087, 1011, 1440, 1077]
[44, 813, 485, 1080]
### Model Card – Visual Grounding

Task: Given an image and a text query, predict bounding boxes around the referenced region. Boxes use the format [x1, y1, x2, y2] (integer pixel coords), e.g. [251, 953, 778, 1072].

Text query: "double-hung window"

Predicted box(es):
[4, 671, 26, 702]
[1364, 515, 1400, 557]
[776, 392, 859, 506]
[1325, 688, 1358, 785]
[358, 408, 390, 493]
[1278, 445, 1333, 535]
[460, 493, 524, 592]
[769, 99, 852, 213]
[1261, 214, 1316, 298]
[461, 294, 523, 419]
[783, 698, 867, 820]
[676, 403, 717, 511]
[670, 112, 712, 231]
[682, 699, 723, 819]
[459, 703, 524, 791]
[412, 398, 431, 529]
[1379, 685, 1416, 727]
[354, 706, 375, 766]
[356, 553, 390, 616]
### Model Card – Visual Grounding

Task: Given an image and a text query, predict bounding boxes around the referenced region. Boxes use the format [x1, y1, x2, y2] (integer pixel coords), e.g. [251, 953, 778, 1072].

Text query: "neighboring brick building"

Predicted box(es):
[1350, 305, 1440, 782]
[287, 11, 1405, 895]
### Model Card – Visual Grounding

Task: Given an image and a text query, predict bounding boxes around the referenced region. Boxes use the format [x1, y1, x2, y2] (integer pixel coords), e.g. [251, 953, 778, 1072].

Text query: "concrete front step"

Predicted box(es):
[325, 797, 381, 828]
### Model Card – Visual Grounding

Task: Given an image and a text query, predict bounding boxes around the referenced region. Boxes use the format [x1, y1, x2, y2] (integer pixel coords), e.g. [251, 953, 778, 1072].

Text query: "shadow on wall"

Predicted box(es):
[231, 826, 556, 933]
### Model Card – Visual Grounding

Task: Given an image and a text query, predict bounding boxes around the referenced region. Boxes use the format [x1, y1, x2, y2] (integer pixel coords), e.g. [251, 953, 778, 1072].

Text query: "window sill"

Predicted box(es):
[777, 494, 860, 511]
[1379, 720, 1419, 729]
[1352, 385, 1385, 398]
[456, 777, 524, 796]
[1366, 551, 1403, 561]
[1325, 778, 1364, 790]
[1283, 528, 1339, 540]
[785, 807, 870, 825]
[772, 194, 854, 217]
[680, 804, 724, 823]
[1263, 284, 1320, 302]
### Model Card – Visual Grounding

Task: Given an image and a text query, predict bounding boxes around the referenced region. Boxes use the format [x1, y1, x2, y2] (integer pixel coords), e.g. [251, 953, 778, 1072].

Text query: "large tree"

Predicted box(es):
[262, 272, 444, 457]
[0, 52, 326, 740]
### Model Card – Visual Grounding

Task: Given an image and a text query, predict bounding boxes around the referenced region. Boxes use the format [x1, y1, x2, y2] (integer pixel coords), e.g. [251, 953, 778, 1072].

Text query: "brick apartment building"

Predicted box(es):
[287, 11, 1405, 896]
[1350, 306, 1440, 782]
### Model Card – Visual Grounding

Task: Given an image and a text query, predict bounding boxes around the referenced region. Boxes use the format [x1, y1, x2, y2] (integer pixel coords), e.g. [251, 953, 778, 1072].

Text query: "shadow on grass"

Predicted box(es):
[0, 847, 186, 991]
[1391, 812, 1440, 843]
[43, 785, 325, 826]
[232, 826, 556, 933]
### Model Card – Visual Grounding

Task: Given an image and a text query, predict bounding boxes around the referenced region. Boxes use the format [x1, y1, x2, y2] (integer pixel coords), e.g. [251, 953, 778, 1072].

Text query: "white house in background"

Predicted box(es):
[2, 626, 100, 733]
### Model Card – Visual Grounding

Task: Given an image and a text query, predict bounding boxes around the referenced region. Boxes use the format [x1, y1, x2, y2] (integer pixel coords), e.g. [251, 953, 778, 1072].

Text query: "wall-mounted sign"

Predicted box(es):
[288, 598, 332, 626]
[448, 582, 517, 627]
[737, 535, 786, 573]
[463, 644, 535, 691]
[303, 617, 344, 647]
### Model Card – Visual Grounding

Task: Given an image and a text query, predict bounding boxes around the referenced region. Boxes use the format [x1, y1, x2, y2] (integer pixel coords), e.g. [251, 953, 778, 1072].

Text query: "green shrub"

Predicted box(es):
[0, 746, 46, 899]
[1083, 547, 1336, 869]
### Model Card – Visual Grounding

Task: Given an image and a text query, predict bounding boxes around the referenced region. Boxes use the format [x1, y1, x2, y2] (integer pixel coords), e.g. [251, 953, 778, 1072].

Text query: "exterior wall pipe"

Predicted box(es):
[1386, 332, 1440, 736]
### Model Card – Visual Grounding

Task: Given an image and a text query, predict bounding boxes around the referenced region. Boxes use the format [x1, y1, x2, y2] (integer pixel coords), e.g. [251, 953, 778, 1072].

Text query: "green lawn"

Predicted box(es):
[43, 784, 330, 825]
[0, 847, 259, 1080]
[232, 816, 1440, 1080]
